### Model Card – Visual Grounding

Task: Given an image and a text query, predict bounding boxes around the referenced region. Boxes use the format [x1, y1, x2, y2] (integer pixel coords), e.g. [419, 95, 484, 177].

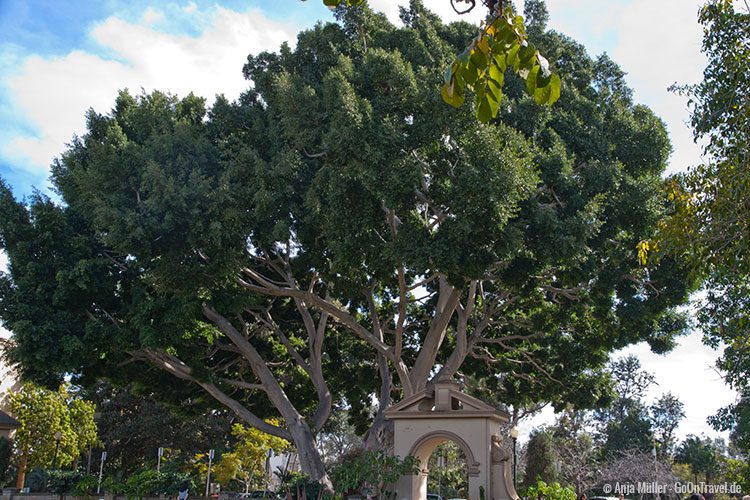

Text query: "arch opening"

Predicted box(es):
[427, 441, 468, 499]
[407, 431, 481, 500]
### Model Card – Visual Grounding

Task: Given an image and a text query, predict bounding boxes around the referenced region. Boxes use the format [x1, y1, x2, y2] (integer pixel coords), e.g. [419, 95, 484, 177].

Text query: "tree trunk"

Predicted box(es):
[16, 447, 28, 489]
[365, 352, 394, 451]
[364, 412, 394, 452]
[288, 421, 333, 491]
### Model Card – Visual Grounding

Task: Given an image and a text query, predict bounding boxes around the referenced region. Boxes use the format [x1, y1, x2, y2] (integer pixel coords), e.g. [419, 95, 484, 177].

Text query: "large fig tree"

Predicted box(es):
[0, 1, 693, 486]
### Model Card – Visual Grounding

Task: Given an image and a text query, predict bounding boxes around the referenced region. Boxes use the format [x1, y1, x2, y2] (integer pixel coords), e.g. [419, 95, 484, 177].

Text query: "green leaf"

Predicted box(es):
[536, 71, 552, 89]
[526, 65, 540, 95]
[547, 73, 561, 104]
[494, 22, 517, 46]
[504, 44, 521, 70]
[475, 83, 500, 123]
[488, 61, 505, 92]
[533, 81, 553, 105]
[462, 58, 481, 86]
[529, 71, 560, 105]
[493, 55, 507, 74]
[323, 0, 340, 6]
[519, 44, 537, 70]
[470, 49, 489, 72]
[441, 76, 465, 108]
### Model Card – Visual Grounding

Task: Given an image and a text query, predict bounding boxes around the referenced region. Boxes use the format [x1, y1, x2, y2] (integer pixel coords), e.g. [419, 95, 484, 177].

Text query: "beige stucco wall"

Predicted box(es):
[392, 417, 502, 500]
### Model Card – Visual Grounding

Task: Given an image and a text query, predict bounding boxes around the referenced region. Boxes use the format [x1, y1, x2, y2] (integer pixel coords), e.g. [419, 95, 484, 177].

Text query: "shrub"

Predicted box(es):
[72, 474, 100, 497]
[101, 476, 127, 495]
[277, 471, 324, 500]
[522, 478, 577, 500]
[48, 471, 98, 496]
[330, 450, 418, 499]
[123, 470, 194, 499]
[25, 467, 49, 493]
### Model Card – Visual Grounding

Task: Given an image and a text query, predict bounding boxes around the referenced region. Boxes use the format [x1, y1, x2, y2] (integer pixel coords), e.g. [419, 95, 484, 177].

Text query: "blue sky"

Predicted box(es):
[0, 0, 338, 195]
[0, 0, 732, 441]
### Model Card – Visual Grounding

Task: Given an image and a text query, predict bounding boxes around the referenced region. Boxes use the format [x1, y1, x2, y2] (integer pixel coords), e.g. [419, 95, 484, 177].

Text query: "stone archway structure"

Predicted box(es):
[385, 378, 519, 500]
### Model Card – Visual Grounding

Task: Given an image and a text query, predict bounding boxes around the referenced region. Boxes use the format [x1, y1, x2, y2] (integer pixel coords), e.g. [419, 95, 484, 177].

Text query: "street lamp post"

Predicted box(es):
[52, 431, 62, 469]
[510, 427, 519, 488]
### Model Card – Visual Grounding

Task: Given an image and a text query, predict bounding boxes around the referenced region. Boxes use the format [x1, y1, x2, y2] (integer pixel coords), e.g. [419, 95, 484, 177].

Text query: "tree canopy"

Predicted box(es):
[315, 0, 562, 121]
[653, 0, 750, 453]
[0, 0, 694, 487]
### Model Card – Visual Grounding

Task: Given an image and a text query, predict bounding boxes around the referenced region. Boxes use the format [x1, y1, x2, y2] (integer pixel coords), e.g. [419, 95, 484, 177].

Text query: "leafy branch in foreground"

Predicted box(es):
[441, 4, 560, 121]
[313, 0, 560, 122]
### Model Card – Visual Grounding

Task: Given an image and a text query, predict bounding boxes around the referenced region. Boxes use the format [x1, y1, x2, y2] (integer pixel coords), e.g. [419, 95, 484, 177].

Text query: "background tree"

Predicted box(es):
[317, 409, 363, 467]
[8, 383, 98, 488]
[549, 411, 598, 496]
[724, 395, 750, 455]
[427, 442, 468, 499]
[0, 0, 694, 487]
[650, 392, 685, 459]
[89, 382, 233, 476]
[724, 458, 750, 494]
[593, 356, 656, 456]
[598, 449, 678, 494]
[674, 435, 722, 483]
[653, 0, 750, 448]
[523, 429, 559, 487]
[204, 422, 289, 493]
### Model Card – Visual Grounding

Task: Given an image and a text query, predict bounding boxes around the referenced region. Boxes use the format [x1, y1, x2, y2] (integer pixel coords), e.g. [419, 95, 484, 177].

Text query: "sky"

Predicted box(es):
[0, 0, 738, 443]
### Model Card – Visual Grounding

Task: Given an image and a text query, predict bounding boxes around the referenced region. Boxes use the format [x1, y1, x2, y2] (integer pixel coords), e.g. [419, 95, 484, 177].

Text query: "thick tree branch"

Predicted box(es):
[236, 271, 414, 395]
[409, 275, 462, 391]
[130, 348, 291, 440]
[202, 304, 311, 433]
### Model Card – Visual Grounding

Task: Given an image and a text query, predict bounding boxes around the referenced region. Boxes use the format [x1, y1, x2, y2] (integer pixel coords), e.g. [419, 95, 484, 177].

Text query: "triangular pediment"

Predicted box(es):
[384, 380, 510, 422]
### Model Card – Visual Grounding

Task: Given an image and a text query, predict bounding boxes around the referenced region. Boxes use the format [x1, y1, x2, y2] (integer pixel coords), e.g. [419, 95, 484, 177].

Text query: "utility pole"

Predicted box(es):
[97, 451, 107, 494]
[653, 434, 659, 499]
[205, 449, 215, 497]
[510, 427, 519, 488]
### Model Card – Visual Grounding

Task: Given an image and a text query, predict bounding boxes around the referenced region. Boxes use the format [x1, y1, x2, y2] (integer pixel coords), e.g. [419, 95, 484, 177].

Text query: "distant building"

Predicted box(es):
[0, 328, 20, 414]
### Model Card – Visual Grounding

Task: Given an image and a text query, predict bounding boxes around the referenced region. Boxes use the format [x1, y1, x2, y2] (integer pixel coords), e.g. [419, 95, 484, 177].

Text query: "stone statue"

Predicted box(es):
[490, 434, 513, 500]
[491, 434, 510, 463]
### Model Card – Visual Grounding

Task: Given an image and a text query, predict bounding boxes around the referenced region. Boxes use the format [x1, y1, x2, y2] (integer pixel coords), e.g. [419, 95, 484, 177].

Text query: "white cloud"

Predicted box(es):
[2, 5, 298, 177]
[516, 331, 737, 444]
[183, 2, 198, 14]
[618, 335, 736, 440]
[547, 0, 707, 174]
[142, 7, 166, 25]
[608, 0, 706, 173]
